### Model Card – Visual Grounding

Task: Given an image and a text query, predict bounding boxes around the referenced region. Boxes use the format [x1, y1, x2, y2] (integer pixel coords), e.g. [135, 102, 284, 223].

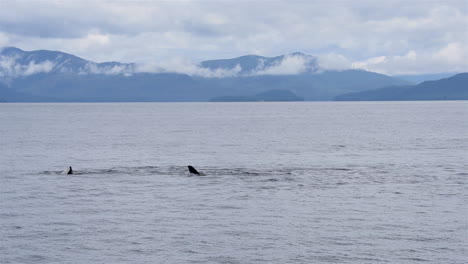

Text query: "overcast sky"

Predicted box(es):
[0, 0, 467, 75]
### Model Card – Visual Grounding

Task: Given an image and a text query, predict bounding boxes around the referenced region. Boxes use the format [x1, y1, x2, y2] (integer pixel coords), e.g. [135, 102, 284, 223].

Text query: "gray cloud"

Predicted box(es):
[0, 0, 466, 74]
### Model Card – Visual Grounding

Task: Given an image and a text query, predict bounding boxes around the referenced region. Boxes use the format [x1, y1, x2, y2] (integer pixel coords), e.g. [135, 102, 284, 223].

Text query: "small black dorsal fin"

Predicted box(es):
[62, 166, 73, 175]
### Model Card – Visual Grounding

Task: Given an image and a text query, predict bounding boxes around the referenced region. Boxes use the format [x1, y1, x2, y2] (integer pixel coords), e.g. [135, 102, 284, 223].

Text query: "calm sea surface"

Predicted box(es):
[1, 101, 467, 263]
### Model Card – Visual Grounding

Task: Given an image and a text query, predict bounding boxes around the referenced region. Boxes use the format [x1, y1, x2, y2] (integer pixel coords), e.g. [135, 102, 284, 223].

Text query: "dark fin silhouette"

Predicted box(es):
[62, 166, 73, 175]
[188, 165, 200, 175]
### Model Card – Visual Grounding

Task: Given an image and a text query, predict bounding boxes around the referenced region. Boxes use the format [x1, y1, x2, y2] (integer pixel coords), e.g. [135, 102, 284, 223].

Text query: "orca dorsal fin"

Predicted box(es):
[62, 166, 73, 175]
[188, 165, 200, 175]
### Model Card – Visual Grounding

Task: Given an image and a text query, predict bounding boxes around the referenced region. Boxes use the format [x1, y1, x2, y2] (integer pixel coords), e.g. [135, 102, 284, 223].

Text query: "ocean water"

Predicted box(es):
[1, 101, 467, 263]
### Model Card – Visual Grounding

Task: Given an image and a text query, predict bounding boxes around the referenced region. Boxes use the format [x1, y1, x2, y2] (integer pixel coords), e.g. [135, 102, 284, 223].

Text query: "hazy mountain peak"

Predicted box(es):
[289, 51, 306, 56]
[0, 47, 25, 56]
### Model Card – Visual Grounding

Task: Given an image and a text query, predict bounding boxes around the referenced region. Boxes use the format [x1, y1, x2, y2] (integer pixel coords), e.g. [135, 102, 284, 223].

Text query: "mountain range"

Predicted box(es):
[335, 73, 468, 101]
[0, 47, 465, 102]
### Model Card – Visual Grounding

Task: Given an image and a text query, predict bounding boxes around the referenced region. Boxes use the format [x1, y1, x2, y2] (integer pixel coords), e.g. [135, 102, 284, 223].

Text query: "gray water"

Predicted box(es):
[1, 101, 467, 263]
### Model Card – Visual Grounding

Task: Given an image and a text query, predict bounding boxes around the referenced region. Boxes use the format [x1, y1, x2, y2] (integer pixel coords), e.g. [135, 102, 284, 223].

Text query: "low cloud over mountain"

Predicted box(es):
[0, 47, 435, 102]
[0, 47, 321, 80]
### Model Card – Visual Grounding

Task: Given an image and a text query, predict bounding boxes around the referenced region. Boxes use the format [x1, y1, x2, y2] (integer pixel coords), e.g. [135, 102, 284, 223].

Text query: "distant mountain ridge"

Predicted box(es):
[0, 47, 134, 82]
[393, 73, 459, 85]
[335, 73, 468, 101]
[1, 47, 413, 102]
[0, 47, 318, 80]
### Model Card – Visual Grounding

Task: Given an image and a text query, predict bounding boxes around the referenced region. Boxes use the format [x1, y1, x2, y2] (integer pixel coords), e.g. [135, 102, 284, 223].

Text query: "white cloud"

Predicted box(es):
[0, 52, 135, 79]
[0, 55, 54, 79]
[317, 53, 352, 71]
[254, 54, 316, 75]
[23, 60, 54, 75]
[135, 57, 242, 78]
[349, 43, 468, 75]
[433, 42, 466, 64]
[352, 56, 387, 70]
[82, 63, 134, 76]
[76, 33, 110, 50]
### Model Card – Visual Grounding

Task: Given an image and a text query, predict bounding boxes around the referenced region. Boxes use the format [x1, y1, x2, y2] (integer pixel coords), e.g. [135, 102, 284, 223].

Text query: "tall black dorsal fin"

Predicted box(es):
[188, 165, 200, 175]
